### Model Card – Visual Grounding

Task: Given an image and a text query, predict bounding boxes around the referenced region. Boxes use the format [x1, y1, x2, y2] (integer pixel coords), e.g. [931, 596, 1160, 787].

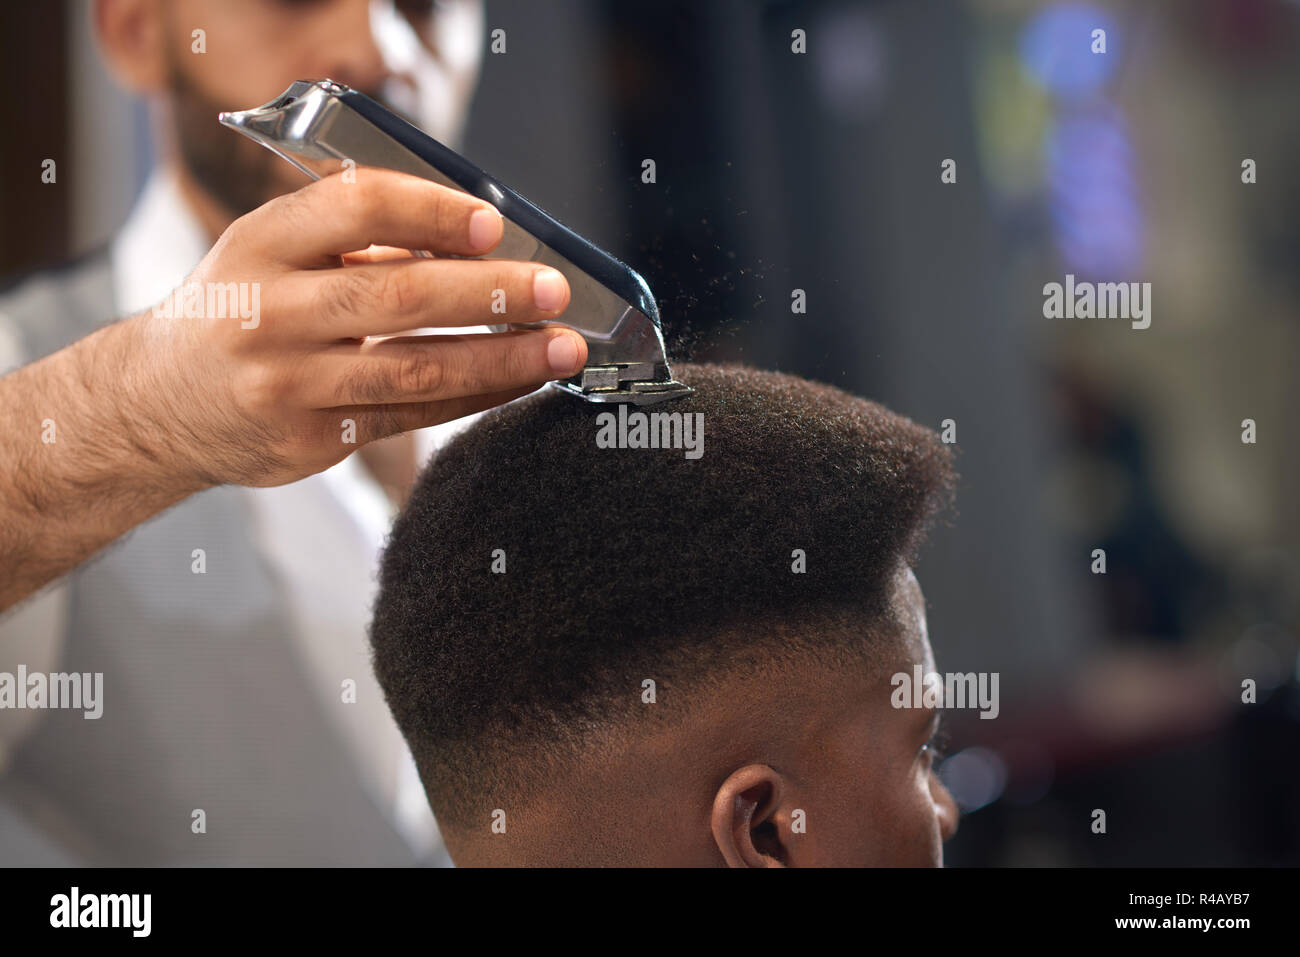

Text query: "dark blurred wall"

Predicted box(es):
[461, 0, 618, 268]
[0, 3, 69, 281]
[468, 0, 1089, 683]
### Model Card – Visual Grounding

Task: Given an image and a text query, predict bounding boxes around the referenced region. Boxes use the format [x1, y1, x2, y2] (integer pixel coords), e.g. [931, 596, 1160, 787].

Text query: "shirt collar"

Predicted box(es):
[109, 167, 211, 316]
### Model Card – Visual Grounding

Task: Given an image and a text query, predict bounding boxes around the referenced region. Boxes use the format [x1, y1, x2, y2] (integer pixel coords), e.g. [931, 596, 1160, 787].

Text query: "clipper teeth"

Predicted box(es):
[550, 365, 694, 406]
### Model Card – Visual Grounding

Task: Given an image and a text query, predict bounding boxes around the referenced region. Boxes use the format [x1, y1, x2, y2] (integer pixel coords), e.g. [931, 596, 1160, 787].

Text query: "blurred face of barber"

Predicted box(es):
[96, 0, 485, 234]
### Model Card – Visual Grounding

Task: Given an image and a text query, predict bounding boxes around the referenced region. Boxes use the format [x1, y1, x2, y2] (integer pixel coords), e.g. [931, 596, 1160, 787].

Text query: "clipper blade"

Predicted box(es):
[549, 362, 693, 406]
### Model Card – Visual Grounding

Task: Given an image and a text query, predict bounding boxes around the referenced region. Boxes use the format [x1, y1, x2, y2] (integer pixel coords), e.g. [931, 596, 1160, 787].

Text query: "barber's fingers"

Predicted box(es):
[239, 169, 504, 265]
[300, 328, 587, 407]
[267, 258, 571, 341]
[328, 387, 541, 445]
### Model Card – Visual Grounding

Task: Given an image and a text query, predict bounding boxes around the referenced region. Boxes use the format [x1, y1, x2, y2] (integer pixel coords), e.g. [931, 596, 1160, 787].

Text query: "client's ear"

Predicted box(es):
[710, 764, 792, 868]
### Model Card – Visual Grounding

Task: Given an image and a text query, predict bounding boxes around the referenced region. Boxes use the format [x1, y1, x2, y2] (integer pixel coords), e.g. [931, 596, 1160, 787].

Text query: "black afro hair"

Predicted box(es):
[370, 362, 955, 830]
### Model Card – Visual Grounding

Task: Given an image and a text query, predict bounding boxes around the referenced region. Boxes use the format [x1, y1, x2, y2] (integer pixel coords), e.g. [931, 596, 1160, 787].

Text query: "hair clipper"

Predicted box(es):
[218, 79, 691, 406]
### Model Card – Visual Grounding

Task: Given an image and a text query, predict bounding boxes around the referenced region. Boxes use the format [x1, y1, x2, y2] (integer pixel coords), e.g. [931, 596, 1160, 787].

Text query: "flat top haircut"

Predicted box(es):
[371, 362, 957, 864]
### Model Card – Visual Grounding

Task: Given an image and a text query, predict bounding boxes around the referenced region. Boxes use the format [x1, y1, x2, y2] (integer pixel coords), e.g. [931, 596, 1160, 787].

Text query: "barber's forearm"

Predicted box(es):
[0, 318, 205, 612]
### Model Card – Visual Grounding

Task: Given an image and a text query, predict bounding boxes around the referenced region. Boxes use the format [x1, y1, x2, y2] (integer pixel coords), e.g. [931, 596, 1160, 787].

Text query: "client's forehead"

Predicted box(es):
[645, 580, 931, 751]
[886, 565, 936, 675]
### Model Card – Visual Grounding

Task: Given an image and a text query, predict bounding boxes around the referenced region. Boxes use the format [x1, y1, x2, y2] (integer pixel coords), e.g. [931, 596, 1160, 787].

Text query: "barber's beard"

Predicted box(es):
[167, 68, 286, 220]
[166, 65, 419, 222]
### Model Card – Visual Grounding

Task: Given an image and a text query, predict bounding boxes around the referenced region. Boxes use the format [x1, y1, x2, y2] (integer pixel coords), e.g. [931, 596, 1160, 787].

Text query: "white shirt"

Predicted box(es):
[4, 168, 488, 860]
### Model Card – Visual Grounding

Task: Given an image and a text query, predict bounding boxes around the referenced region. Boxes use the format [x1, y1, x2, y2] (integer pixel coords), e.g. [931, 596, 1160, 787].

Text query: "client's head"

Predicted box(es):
[371, 363, 959, 866]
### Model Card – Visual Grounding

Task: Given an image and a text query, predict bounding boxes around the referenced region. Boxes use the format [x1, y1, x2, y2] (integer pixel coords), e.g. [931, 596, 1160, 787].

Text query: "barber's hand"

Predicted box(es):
[119, 168, 586, 488]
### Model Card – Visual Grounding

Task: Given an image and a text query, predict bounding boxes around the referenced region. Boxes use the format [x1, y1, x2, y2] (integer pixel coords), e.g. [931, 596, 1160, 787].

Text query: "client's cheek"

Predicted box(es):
[900, 796, 945, 866]
[931, 773, 960, 844]
[871, 776, 946, 866]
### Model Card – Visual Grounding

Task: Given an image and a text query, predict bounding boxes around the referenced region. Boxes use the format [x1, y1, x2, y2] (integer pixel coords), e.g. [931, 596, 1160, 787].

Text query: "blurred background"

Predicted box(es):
[1, 0, 1297, 865]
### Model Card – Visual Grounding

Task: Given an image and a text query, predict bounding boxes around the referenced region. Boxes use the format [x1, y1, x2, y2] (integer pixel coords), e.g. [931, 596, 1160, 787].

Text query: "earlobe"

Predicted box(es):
[710, 764, 790, 868]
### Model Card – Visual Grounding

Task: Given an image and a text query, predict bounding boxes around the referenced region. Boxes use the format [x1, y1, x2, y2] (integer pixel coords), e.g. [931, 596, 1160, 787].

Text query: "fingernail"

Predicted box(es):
[533, 268, 568, 312]
[547, 333, 581, 375]
[468, 207, 501, 252]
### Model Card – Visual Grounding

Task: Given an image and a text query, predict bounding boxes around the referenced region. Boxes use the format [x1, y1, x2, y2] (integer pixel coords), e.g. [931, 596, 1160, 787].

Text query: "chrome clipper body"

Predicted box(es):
[219, 80, 691, 405]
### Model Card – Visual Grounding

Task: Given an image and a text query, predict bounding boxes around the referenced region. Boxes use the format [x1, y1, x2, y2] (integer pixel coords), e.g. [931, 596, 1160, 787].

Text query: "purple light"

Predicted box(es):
[1020, 2, 1120, 102]
[1045, 105, 1144, 275]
